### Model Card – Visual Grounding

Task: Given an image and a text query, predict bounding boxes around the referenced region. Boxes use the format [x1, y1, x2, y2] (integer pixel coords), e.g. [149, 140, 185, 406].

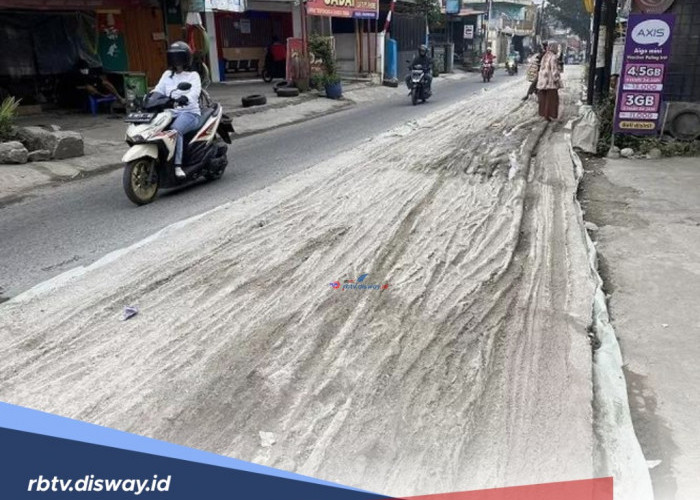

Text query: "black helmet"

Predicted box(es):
[418, 44, 427, 56]
[167, 41, 192, 69]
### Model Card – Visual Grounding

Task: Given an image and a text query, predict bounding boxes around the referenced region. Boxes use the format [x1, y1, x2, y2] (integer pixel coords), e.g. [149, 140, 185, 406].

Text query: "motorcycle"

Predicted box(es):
[121, 82, 234, 206]
[406, 62, 431, 106]
[506, 57, 518, 76]
[481, 61, 494, 82]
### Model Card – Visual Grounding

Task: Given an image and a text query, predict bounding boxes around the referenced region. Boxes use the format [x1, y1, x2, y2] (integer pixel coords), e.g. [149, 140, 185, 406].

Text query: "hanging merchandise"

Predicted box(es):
[97, 11, 128, 71]
[185, 13, 209, 56]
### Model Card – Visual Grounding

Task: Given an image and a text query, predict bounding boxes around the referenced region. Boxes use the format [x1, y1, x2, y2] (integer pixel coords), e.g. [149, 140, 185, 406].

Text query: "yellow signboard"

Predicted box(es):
[618, 121, 656, 130]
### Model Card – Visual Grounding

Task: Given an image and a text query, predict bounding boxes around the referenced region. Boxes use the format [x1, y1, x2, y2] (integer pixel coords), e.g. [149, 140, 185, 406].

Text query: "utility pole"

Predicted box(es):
[601, 0, 619, 99]
[586, 0, 603, 105]
[484, 0, 492, 49]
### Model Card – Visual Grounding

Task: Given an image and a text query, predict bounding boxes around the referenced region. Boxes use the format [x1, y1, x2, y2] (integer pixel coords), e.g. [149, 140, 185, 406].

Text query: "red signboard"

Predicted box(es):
[306, 0, 379, 19]
[286, 37, 304, 82]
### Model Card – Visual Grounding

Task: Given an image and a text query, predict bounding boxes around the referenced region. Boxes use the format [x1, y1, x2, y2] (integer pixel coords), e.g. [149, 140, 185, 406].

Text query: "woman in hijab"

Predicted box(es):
[536, 41, 563, 121]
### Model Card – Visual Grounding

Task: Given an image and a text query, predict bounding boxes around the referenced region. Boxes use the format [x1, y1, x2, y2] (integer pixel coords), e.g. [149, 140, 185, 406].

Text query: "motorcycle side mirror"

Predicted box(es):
[177, 82, 192, 91]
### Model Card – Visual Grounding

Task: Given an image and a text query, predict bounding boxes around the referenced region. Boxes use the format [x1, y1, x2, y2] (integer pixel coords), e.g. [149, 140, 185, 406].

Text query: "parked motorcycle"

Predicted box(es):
[406, 62, 431, 105]
[481, 62, 494, 82]
[121, 82, 234, 205]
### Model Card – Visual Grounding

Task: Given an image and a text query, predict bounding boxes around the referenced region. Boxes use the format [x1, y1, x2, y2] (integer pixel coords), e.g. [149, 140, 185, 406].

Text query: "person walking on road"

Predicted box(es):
[536, 41, 562, 121]
[522, 42, 547, 101]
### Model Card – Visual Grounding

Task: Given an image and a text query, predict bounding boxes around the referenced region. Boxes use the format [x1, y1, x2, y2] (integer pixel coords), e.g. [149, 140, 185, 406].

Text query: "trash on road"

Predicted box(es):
[259, 431, 276, 448]
[122, 306, 139, 321]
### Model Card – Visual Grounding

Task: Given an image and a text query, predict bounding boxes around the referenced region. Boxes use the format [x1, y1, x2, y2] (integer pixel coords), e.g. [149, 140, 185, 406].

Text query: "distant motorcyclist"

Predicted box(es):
[406, 44, 433, 95]
[482, 48, 496, 65]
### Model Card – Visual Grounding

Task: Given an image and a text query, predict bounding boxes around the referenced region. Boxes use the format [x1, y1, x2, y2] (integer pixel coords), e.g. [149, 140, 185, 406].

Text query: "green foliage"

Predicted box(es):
[309, 34, 337, 78]
[0, 96, 20, 141]
[309, 34, 343, 87]
[310, 73, 324, 90]
[544, 0, 590, 41]
[396, 0, 442, 31]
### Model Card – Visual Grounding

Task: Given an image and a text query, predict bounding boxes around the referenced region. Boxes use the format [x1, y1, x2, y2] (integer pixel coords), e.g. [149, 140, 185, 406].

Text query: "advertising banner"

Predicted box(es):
[306, 0, 379, 19]
[614, 13, 675, 134]
[464, 25, 474, 39]
[97, 11, 128, 72]
[286, 37, 304, 82]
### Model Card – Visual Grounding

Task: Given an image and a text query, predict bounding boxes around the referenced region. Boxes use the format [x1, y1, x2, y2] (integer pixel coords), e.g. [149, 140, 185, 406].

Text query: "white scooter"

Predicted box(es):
[121, 82, 234, 205]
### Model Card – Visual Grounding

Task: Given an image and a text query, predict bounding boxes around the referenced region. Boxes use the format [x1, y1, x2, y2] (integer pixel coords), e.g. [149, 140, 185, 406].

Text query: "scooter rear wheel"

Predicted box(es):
[123, 158, 159, 205]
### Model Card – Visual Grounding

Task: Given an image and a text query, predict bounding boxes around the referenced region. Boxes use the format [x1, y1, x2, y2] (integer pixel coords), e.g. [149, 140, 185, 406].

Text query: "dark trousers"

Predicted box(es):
[526, 79, 538, 97]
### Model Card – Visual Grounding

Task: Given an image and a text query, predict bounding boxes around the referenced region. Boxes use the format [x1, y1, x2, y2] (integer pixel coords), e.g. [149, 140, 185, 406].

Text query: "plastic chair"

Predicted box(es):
[88, 94, 117, 115]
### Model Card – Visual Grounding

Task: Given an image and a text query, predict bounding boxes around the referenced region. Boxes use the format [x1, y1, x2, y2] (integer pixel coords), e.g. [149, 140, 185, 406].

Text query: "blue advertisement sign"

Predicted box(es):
[446, 0, 460, 14]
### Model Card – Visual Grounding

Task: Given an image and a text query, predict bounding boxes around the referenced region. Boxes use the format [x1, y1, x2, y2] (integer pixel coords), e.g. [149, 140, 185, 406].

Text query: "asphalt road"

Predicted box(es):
[0, 73, 510, 299]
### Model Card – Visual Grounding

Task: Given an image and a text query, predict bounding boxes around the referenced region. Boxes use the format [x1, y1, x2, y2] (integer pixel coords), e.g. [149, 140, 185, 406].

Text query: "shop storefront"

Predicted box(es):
[0, 0, 169, 109]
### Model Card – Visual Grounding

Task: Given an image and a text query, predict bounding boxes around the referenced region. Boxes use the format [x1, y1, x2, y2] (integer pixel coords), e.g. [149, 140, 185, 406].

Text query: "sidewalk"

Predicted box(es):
[579, 155, 700, 500]
[0, 71, 473, 206]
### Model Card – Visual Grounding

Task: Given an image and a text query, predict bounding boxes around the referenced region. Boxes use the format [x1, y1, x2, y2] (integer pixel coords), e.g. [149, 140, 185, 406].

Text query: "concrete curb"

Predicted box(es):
[569, 139, 655, 500]
[233, 100, 354, 139]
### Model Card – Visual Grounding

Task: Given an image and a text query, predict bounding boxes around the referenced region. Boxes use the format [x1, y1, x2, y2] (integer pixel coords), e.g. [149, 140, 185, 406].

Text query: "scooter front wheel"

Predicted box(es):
[123, 158, 159, 205]
[411, 87, 418, 105]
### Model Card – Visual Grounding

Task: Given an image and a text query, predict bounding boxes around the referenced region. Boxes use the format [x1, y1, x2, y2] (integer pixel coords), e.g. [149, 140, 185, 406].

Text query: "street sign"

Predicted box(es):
[614, 13, 676, 134]
[306, 0, 379, 19]
[464, 25, 474, 39]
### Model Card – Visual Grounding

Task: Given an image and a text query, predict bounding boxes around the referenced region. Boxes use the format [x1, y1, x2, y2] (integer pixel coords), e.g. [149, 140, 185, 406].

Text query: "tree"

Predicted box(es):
[396, 0, 443, 31]
[544, 0, 591, 41]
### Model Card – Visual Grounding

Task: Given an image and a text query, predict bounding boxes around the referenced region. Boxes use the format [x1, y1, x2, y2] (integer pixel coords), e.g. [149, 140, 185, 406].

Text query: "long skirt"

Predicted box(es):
[538, 89, 559, 120]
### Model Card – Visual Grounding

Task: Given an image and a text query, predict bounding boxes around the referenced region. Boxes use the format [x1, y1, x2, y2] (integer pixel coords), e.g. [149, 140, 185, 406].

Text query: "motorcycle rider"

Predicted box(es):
[507, 50, 519, 72]
[153, 41, 201, 179]
[406, 44, 433, 96]
[481, 48, 496, 79]
[482, 48, 495, 65]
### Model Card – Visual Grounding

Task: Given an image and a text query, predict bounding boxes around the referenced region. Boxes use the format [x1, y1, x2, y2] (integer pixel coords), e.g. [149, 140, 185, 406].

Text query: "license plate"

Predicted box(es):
[125, 112, 155, 123]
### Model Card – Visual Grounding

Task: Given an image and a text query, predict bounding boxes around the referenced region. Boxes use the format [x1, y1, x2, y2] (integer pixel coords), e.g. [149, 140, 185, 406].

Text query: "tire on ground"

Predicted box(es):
[242, 94, 267, 107]
[276, 87, 300, 97]
[273, 80, 290, 92]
